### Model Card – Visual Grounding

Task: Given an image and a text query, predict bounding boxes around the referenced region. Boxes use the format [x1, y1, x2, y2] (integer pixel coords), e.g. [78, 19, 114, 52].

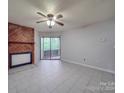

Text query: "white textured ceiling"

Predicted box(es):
[8, 0, 115, 32]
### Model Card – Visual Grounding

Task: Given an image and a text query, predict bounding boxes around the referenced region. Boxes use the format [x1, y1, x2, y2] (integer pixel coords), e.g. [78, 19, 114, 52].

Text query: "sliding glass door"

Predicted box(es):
[43, 37, 51, 59]
[51, 38, 60, 59]
[41, 37, 60, 60]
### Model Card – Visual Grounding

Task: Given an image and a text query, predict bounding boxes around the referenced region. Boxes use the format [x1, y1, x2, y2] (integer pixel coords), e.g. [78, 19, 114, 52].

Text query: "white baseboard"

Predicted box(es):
[61, 59, 115, 74]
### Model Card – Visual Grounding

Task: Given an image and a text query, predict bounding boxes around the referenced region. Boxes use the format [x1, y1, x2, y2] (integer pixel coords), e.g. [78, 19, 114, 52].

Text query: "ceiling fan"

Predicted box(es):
[36, 12, 64, 28]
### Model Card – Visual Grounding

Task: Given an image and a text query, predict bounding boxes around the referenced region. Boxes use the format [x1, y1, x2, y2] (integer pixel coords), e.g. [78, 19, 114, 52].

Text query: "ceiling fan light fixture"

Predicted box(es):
[47, 20, 55, 26]
[51, 20, 55, 26]
[47, 20, 50, 26]
[36, 12, 64, 28]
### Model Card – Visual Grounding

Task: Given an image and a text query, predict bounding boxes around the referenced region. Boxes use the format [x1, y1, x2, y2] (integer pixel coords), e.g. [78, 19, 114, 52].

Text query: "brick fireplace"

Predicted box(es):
[8, 23, 34, 68]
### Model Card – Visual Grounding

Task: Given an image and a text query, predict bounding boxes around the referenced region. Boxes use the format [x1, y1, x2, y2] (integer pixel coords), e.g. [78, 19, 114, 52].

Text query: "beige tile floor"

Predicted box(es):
[8, 60, 115, 93]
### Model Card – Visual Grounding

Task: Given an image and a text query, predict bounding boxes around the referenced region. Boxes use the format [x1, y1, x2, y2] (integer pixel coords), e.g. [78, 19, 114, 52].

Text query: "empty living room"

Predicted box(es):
[3, 0, 124, 93]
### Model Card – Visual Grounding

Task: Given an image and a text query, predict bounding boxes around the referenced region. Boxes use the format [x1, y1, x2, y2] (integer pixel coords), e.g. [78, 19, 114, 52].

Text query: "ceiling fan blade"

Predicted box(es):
[36, 20, 47, 23]
[37, 12, 47, 17]
[55, 21, 64, 26]
[56, 14, 63, 19]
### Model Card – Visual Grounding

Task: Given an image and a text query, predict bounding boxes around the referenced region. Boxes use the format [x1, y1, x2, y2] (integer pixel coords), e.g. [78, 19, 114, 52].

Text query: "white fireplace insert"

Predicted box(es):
[10, 52, 32, 68]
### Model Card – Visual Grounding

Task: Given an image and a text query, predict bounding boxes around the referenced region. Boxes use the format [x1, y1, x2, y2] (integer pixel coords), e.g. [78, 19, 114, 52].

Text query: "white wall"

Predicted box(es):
[61, 19, 115, 73]
[34, 30, 40, 64]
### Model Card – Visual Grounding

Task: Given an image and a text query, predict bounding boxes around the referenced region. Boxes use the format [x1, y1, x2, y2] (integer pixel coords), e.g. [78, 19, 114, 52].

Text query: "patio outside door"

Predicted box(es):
[41, 37, 60, 60]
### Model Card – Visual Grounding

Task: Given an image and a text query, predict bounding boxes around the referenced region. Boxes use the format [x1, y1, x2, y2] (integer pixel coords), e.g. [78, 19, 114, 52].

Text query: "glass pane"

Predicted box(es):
[51, 38, 60, 59]
[43, 38, 50, 59]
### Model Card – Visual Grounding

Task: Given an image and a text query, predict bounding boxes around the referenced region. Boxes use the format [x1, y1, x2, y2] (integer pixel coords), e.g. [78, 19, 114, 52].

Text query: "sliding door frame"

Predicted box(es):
[40, 36, 61, 60]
